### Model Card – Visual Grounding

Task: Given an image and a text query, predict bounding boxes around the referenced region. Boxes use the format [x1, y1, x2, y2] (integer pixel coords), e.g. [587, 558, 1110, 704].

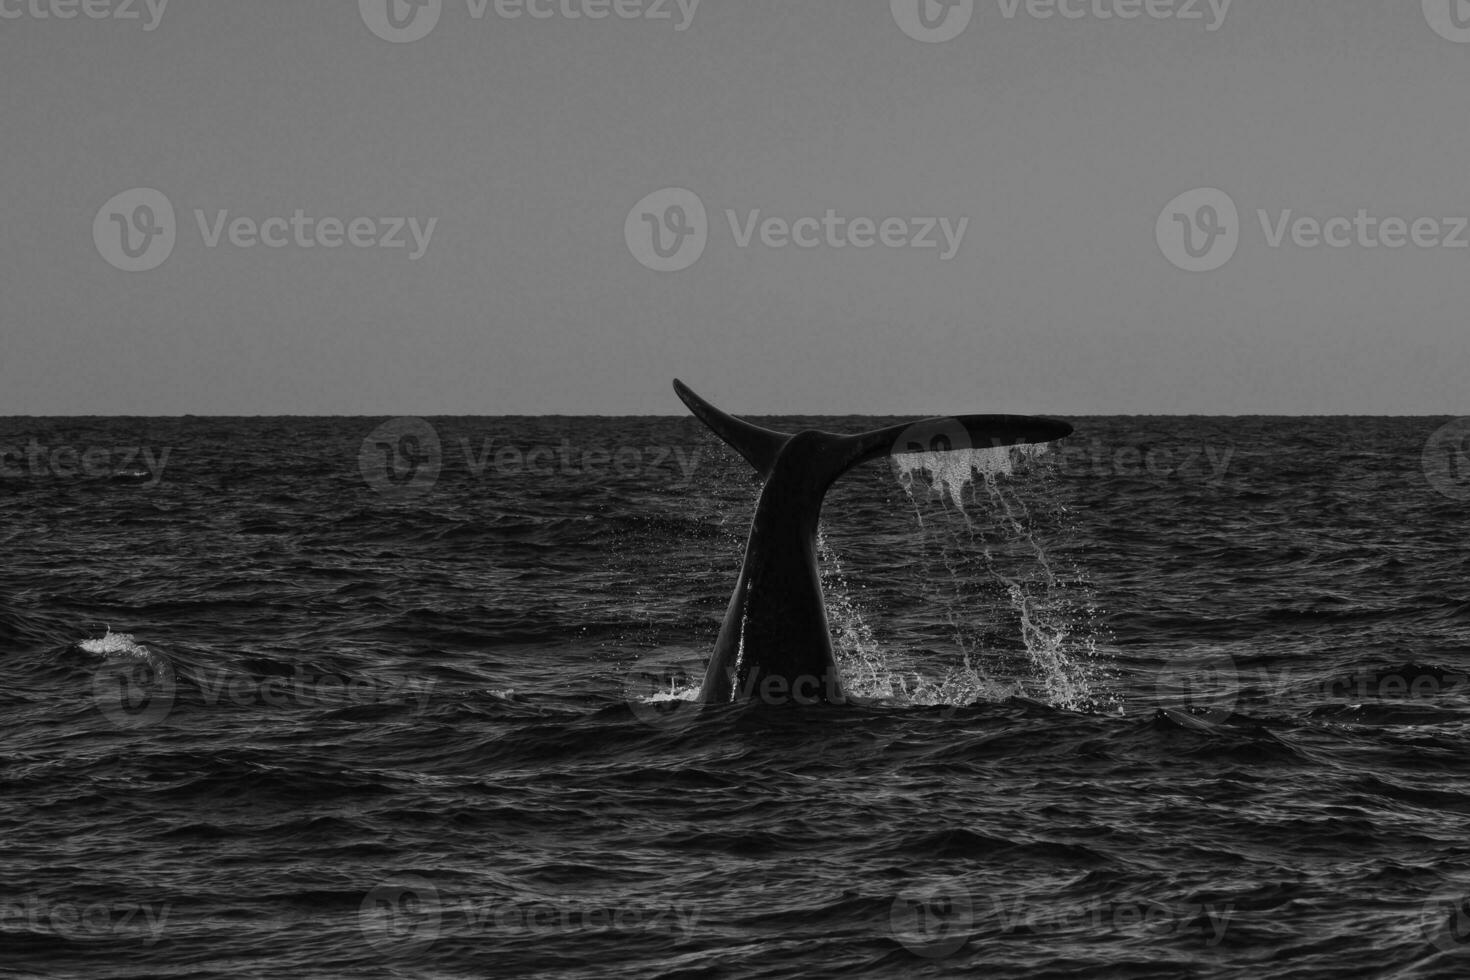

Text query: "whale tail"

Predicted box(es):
[672, 378, 1073, 489]
[673, 379, 1073, 705]
[674, 378, 1073, 704]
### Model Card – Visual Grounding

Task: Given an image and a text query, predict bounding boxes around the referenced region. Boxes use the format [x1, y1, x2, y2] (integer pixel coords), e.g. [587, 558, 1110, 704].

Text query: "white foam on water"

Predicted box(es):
[625, 647, 707, 709]
[78, 629, 178, 690]
[818, 445, 1117, 713]
[643, 687, 701, 705]
[817, 530, 890, 699]
[79, 629, 154, 659]
[819, 528, 1015, 706]
[892, 445, 1046, 509]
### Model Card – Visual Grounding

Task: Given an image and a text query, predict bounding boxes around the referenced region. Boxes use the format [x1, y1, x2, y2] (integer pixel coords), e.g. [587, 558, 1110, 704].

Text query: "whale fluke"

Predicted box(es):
[672, 379, 1073, 706]
[673, 379, 789, 477]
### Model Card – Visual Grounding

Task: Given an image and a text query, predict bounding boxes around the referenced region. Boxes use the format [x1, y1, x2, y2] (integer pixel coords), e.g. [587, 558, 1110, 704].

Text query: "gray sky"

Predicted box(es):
[3, 0, 1468, 415]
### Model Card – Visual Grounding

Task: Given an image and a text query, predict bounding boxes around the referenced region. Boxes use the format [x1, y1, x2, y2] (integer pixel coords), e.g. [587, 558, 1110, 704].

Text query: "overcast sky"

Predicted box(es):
[3, 0, 1468, 415]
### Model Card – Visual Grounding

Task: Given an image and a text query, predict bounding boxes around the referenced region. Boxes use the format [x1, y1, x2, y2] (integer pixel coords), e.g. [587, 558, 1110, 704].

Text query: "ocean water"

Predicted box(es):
[2, 414, 1469, 979]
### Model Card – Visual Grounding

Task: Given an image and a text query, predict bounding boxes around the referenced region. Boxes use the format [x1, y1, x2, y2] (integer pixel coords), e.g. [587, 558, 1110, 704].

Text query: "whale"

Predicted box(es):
[672, 379, 1073, 706]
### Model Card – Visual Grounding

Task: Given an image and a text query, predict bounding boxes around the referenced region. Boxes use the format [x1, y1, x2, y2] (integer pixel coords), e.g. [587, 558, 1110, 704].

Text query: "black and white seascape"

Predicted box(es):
[5, 4, 1470, 979]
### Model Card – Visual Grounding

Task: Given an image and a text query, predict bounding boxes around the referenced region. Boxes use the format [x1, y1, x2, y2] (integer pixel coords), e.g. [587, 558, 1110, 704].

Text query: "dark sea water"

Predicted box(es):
[3, 414, 1470, 979]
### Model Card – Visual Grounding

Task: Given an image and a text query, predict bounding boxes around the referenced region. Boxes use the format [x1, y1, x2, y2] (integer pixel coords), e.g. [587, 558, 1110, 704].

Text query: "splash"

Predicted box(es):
[892, 445, 1040, 509]
[78, 629, 178, 686]
[821, 446, 1117, 713]
[905, 444, 1114, 712]
[79, 629, 156, 660]
[819, 529, 1021, 706]
[817, 530, 888, 696]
